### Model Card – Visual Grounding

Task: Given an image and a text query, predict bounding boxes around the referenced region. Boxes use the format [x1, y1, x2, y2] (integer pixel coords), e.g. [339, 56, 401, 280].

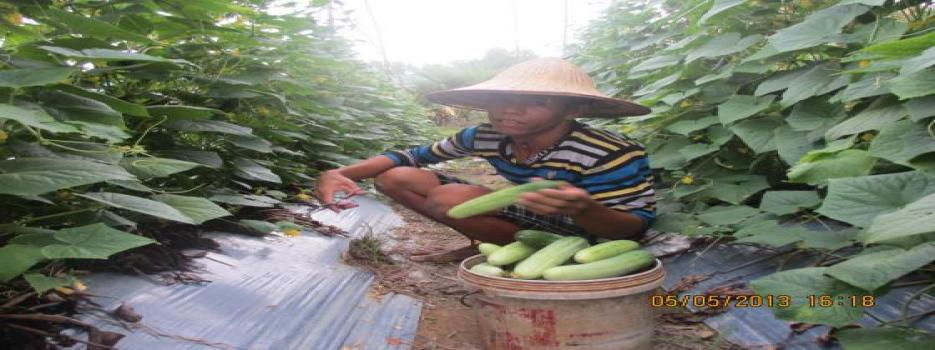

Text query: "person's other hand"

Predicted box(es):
[516, 178, 595, 216]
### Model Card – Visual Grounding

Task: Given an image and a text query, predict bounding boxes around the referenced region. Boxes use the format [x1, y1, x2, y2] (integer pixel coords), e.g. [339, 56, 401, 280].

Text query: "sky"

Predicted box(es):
[329, 0, 612, 66]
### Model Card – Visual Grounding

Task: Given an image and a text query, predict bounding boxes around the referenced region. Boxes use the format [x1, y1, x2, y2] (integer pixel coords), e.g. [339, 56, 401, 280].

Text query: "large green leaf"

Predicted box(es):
[860, 31, 935, 58]
[755, 66, 809, 96]
[774, 127, 815, 165]
[120, 157, 202, 179]
[146, 105, 226, 121]
[0, 158, 137, 196]
[697, 175, 769, 205]
[209, 194, 280, 207]
[750, 267, 866, 327]
[678, 143, 720, 161]
[0, 103, 80, 133]
[869, 119, 935, 172]
[42, 91, 125, 127]
[648, 137, 692, 170]
[151, 194, 232, 224]
[900, 47, 935, 76]
[634, 72, 681, 96]
[44, 8, 151, 43]
[699, 0, 748, 24]
[38, 46, 194, 67]
[786, 98, 846, 133]
[730, 117, 781, 154]
[0, 67, 77, 88]
[22, 274, 76, 294]
[735, 221, 853, 249]
[226, 135, 274, 153]
[53, 84, 149, 117]
[838, 328, 935, 350]
[697, 205, 760, 226]
[0, 245, 46, 282]
[232, 158, 281, 183]
[826, 243, 935, 291]
[155, 150, 224, 169]
[759, 191, 820, 215]
[717, 95, 774, 125]
[767, 4, 869, 53]
[685, 33, 760, 63]
[630, 55, 682, 73]
[76, 192, 195, 224]
[652, 212, 702, 233]
[666, 116, 719, 135]
[816, 171, 935, 227]
[887, 69, 935, 100]
[904, 96, 935, 121]
[163, 119, 253, 135]
[831, 72, 895, 102]
[788, 150, 876, 185]
[825, 102, 907, 140]
[780, 63, 843, 107]
[239, 219, 279, 234]
[861, 193, 935, 243]
[34, 223, 153, 259]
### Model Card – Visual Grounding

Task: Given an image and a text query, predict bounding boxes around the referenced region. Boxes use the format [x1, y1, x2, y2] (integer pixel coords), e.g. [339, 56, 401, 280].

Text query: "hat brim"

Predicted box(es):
[424, 89, 651, 118]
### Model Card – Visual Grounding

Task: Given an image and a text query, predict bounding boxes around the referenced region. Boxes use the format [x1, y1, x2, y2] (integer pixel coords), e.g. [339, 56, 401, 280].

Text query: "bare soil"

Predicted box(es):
[350, 158, 740, 350]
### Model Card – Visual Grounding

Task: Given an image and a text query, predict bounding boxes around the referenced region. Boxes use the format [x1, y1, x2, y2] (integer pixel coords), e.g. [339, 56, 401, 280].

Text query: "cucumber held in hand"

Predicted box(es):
[573, 240, 640, 263]
[446, 180, 564, 219]
[486, 241, 537, 266]
[512, 236, 589, 279]
[515, 230, 564, 248]
[543, 249, 655, 281]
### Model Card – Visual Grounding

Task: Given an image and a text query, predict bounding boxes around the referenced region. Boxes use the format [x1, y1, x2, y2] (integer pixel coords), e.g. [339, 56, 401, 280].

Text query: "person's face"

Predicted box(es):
[486, 95, 578, 137]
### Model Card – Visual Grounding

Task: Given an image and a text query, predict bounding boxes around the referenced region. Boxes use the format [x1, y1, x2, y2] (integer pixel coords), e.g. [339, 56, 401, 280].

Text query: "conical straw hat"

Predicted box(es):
[425, 58, 650, 118]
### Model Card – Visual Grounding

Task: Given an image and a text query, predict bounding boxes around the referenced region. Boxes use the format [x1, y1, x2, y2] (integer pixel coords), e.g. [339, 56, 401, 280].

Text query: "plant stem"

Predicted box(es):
[15, 208, 99, 225]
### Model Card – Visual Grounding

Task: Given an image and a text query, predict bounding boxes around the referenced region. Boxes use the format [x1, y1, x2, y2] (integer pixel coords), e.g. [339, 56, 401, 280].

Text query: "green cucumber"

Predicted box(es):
[543, 250, 655, 281]
[447, 180, 564, 219]
[515, 230, 564, 248]
[478, 243, 502, 256]
[573, 240, 640, 263]
[512, 236, 589, 279]
[486, 241, 537, 266]
[470, 263, 507, 277]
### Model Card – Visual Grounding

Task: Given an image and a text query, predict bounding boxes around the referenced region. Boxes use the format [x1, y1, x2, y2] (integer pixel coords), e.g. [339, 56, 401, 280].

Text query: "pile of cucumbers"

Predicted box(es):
[468, 230, 655, 281]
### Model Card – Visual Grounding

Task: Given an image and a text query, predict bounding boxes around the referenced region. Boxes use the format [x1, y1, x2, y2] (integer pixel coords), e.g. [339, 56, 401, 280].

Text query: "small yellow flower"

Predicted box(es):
[55, 287, 75, 295]
[6, 12, 23, 25]
[681, 175, 695, 185]
[858, 60, 871, 69]
[860, 133, 875, 142]
[296, 193, 311, 201]
[0, 130, 7, 144]
[620, 125, 637, 133]
[284, 229, 301, 237]
[679, 100, 692, 108]
[73, 280, 87, 292]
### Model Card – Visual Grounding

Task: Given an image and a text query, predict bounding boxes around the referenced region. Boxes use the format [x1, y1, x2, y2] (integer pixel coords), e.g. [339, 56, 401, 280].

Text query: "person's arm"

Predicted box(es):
[316, 126, 479, 204]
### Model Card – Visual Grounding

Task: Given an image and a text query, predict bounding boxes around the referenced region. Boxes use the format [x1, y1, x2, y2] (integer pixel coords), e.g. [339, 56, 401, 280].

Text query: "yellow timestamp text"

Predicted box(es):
[650, 294, 792, 308]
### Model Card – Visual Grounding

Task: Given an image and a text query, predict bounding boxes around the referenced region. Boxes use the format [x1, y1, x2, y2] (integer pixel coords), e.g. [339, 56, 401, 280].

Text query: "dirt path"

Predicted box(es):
[353, 158, 739, 350]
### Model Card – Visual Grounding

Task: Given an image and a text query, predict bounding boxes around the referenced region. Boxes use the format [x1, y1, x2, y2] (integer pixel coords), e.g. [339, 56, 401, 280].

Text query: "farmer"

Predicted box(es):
[315, 58, 655, 262]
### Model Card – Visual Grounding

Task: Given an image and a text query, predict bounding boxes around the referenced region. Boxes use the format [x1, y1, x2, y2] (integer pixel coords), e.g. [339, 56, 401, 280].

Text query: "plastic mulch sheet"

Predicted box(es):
[69, 196, 420, 350]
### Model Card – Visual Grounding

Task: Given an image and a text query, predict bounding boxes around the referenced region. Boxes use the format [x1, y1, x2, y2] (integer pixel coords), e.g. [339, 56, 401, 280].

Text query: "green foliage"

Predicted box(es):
[0, 1, 433, 286]
[573, 0, 934, 328]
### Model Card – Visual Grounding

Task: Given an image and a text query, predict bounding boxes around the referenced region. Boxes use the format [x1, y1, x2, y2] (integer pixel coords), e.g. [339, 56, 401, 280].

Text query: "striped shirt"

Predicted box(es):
[382, 121, 656, 224]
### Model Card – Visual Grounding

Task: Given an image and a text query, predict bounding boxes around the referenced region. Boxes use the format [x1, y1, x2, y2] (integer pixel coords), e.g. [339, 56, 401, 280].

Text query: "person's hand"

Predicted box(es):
[315, 170, 364, 211]
[516, 178, 596, 216]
